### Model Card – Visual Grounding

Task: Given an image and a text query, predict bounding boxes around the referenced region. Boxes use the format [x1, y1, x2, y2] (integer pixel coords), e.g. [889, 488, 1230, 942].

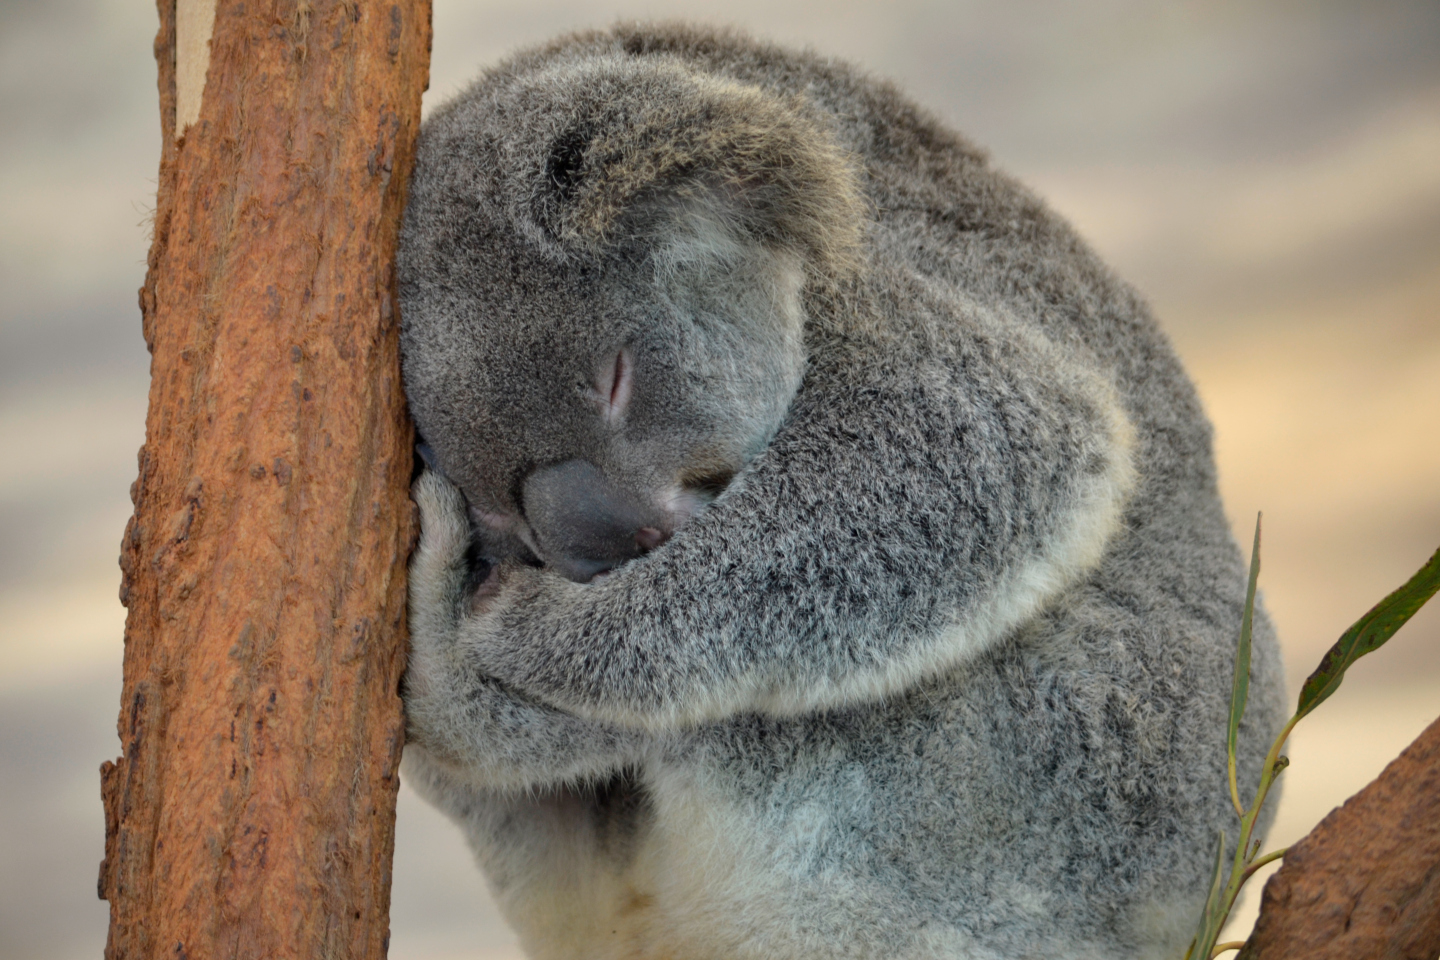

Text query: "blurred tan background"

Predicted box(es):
[1, 1, 1436, 957]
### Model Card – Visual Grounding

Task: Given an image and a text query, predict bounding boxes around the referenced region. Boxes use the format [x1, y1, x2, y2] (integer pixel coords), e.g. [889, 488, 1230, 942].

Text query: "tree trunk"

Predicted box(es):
[1242, 713, 1440, 960]
[98, 1, 431, 957]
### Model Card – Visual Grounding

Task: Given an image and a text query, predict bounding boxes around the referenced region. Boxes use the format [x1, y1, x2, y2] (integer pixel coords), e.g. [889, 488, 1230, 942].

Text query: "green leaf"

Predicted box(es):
[1184, 829, 1228, 960]
[1195, 829, 1228, 953]
[1296, 545, 1440, 720]
[1227, 516, 1261, 813]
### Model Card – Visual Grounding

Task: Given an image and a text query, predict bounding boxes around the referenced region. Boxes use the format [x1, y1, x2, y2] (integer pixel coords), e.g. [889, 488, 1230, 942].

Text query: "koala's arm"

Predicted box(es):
[404, 472, 647, 789]
[462, 300, 1137, 730]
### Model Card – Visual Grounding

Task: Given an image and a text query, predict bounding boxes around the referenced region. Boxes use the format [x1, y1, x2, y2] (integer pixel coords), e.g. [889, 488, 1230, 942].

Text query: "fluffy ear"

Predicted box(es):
[513, 60, 866, 276]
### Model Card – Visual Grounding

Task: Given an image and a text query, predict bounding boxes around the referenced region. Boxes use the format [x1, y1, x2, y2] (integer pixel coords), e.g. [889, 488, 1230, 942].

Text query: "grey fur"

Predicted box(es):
[396, 23, 1286, 960]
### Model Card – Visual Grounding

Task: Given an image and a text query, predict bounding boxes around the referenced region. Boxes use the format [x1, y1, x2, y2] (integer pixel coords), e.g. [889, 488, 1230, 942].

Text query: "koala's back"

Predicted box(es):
[415, 24, 1286, 960]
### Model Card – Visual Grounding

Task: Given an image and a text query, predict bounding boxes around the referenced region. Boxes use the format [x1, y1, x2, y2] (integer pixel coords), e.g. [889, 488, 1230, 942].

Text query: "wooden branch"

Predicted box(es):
[99, 1, 431, 957]
[1242, 714, 1440, 960]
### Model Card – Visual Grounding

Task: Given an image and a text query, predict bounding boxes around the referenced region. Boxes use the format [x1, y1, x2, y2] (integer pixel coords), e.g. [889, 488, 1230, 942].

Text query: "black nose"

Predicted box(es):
[522, 460, 670, 583]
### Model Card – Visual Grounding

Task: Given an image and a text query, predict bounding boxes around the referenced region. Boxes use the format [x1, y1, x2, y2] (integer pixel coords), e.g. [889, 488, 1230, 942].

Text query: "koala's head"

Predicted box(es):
[397, 51, 862, 582]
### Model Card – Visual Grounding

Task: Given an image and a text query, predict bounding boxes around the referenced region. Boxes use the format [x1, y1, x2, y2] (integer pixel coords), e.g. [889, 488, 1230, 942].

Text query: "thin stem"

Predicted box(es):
[1237, 713, 1301, 856]
[1211, 941, 1247, 957]
[1228, 755, 1244, 818]
[1191, 656, 1306, 957]
[1204, 711, 1303, 949]
[1241, 846, 1288, 881]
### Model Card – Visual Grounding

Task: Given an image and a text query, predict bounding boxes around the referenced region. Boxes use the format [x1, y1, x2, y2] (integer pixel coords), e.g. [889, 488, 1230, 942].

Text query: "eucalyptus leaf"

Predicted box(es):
[1296, 545, 1440, 720]
[1227, 517, 1261, 804]
[1196, 829, 1228, 954]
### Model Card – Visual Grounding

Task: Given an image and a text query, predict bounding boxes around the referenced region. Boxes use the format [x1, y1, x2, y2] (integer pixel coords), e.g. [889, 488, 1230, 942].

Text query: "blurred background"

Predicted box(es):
[1, 0, 1436, 956]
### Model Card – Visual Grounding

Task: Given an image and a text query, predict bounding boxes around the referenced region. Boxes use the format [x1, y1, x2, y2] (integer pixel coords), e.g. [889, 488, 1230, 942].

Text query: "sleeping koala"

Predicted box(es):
[395, 23, 1286, 960]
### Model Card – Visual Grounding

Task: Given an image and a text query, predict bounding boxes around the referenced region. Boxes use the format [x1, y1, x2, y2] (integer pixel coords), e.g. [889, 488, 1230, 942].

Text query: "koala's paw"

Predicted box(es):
[408, 469, 472, 636]
[412, 469, 469, 561]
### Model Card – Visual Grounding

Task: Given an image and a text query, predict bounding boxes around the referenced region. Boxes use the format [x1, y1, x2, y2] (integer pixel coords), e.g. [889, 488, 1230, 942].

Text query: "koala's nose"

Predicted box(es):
[522, 459, 670, 583]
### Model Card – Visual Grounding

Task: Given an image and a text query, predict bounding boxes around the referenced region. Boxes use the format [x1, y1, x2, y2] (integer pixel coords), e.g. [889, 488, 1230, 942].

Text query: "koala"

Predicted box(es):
[395, 23, 1286, 960]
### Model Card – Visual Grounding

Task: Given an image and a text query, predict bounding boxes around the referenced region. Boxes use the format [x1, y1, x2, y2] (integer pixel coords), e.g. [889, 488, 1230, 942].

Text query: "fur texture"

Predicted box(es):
[396, 23, 1286, 960]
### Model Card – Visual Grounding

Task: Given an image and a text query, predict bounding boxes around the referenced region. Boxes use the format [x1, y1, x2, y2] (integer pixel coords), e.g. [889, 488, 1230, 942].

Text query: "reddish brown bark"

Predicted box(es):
[1243, 714, 1440, 960]
[99, 2, 431, 958]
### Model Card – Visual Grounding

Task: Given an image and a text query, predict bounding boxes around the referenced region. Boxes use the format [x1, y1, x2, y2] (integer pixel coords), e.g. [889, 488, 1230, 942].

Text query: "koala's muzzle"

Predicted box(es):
[522, 459, 671, 583]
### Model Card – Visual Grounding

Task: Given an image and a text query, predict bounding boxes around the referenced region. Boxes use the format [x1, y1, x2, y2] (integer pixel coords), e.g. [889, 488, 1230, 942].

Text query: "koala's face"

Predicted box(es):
[397, 53, 861, 582]
[400, 218, 807, 583]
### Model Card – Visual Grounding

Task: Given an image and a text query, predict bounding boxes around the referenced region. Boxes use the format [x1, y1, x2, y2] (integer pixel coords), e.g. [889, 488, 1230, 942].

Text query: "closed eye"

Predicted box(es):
[594, 348, 633, 424]
[682, 469, 735, 499]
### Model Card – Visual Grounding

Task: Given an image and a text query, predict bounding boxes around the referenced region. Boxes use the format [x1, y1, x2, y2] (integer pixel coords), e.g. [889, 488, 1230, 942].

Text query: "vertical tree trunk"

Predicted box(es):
[98, 1, 431, 957]
[1242, 714, 1440, 960]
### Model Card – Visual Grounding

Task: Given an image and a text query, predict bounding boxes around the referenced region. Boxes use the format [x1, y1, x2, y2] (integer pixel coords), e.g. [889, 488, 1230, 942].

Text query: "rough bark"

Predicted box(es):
[99, 1, 431, 958]
[1242, 714, 1440, 960]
